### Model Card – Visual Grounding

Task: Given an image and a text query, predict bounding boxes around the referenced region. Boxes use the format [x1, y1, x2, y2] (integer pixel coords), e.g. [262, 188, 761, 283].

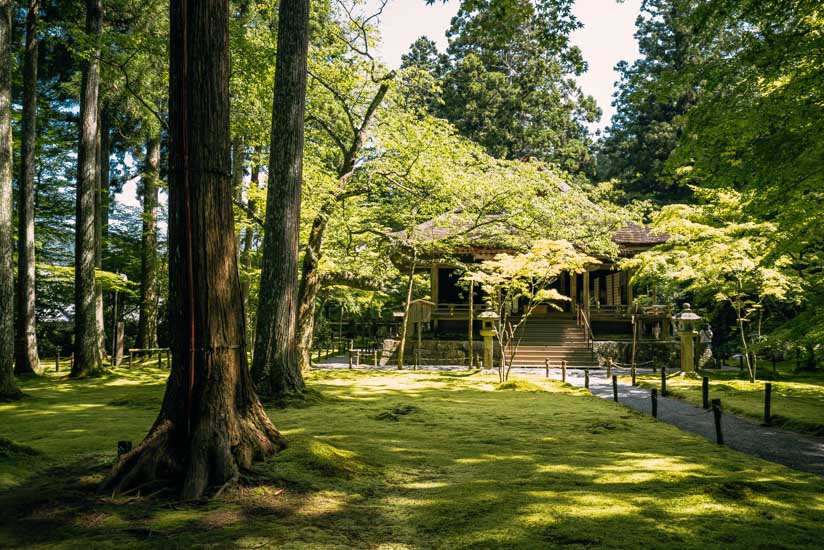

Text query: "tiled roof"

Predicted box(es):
[612, 223, 669, 246]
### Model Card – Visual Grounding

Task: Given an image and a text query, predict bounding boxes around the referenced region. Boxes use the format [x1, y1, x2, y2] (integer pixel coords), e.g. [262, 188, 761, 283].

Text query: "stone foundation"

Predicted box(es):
[380, 339, 489, 366]
[592, 340, 679, 369]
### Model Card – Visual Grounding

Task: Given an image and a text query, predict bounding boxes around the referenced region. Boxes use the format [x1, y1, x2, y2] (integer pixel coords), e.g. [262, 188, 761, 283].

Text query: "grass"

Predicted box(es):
[634, 362, 824, 436]
[0, 363, 822, 548]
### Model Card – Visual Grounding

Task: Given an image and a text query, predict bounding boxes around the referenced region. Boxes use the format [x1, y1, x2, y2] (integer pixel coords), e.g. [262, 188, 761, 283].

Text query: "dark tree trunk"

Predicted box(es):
[72, 0, 103, 377]
[105, 0, 284, 500]
[251, 0, 309, 398]
[15, 0, 41, 376]
[0, 0, 22, 399]
[137, 135, 160, 349]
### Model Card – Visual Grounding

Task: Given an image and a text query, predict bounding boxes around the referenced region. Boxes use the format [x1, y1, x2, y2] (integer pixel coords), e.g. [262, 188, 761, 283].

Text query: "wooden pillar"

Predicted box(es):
[583, 270, 590, 320]
[570, 272, 577, 306]
[468, 279, 474, 368]
[430, 266, 439, 304]
[626, 270, 634, 306]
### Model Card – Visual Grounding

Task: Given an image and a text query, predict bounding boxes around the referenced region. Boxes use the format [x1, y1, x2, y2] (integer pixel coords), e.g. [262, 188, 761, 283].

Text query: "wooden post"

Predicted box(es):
[651, 388, 658, 418]
[544, 358, 549, 378]
[414, 350, 418, 371]
[56, 352, 60, 373]
[764, 383, 772, 426]
[712, 399, 724, 444]
[739, 354, 744, 371]
[631, 365, 636, 386]
[468, 279, 474, 369]
[612, 375, 618, 402]
[661, 367, 667, 397]
[348, 348, 352, 369]
[606, 359, 612, 379]
[702, 377, 709, 409]
[584, 369, 590, 389]
[128, 351, 133, 369]
[356, 350, 360, 368]
[561, 360, 567, 383]
[583, 269, 590, 321]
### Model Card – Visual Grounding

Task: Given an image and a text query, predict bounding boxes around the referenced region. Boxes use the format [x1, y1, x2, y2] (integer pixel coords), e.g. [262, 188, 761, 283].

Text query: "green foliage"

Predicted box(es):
[403, 0, 599, 175]
[625, 188, 804, 380]
[465, 239, 596, 381]
[597, 0, 705, 203]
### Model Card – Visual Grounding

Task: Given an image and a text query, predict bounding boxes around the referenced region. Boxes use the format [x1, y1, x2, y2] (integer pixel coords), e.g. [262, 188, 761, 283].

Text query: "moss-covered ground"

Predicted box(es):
[1, 363, 823, 548]
[634, 362, 824, 436]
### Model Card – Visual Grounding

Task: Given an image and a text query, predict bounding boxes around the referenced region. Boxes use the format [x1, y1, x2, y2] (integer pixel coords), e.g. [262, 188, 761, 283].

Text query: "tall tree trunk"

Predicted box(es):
[137, 135, 160, 349]
[15, 0, 41, 376]
[105, 0, 283, 500]
[72, 0, 103, 377]
[251, 0, 309, 398]
[0, 0, 22, 399]
[231, 137, 244, 248]
[94, 102, 106, 362]
[99, 109, 112, 356]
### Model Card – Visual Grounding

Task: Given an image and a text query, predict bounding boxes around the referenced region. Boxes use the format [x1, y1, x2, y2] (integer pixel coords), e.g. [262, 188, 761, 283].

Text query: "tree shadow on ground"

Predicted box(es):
[1, 370, 823, 548]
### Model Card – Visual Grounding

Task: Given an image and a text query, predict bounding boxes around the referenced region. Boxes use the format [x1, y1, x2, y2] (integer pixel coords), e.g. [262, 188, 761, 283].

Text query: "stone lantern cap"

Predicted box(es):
[675, 303, 701, 322]
[478, 301, 499, 320]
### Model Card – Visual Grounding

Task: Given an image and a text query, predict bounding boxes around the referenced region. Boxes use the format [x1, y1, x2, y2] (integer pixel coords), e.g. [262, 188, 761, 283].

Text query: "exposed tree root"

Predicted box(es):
[103, 400, 286, 500]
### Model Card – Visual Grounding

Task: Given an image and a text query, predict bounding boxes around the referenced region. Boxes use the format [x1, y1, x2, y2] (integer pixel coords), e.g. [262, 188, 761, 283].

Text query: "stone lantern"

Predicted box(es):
[478, 302, 499, 370]
[675, 303, 701, 373]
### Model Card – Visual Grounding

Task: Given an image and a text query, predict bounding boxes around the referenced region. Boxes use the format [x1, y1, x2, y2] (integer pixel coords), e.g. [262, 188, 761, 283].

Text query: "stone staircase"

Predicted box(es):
[505, 315, 597, 368]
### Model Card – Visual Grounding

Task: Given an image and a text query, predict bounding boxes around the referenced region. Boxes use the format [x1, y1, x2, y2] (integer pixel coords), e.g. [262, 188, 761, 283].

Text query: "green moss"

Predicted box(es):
[1, 368, 823, 548]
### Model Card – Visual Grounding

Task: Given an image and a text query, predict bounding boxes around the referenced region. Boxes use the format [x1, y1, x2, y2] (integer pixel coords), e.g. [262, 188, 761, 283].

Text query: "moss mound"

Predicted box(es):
[0, 438, 40, 461]
[375, 403, 422, 421]
[495, 380, 544, 392]
[299, 440, 371, 478]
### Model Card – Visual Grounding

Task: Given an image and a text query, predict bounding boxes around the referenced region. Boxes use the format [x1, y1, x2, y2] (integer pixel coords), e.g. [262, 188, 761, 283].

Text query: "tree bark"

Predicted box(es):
[15, 0, 41, 376]
[72, 0, 103, 377]
[106, 0, 284, 500]
[251, 0, 309, 398]
[0, 0, 22, 399]
[137, 135, 160, 349]
[94, 102, 106, 363]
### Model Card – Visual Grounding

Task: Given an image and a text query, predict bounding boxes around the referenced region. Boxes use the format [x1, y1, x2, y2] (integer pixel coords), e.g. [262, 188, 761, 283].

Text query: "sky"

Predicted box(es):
[369, 0, 643, 133]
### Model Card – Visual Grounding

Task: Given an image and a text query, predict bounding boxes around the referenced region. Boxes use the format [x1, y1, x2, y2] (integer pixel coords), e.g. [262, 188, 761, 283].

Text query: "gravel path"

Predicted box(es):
[315, 357, 824, 478]
[564, 369, 824, 478]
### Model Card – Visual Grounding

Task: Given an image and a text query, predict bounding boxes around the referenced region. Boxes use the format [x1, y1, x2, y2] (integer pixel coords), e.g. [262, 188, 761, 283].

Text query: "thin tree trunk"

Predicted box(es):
[72, 0, 103, 377]
[294, 82, 390, 372]
[251, 0, 309, 398]
[15, 0, 41, 376]
[0, 0, 22, 399]
[397, 254, 417, 370]
[137, 135, 160, 349]
[105, 0, 284, 500]
[240, 156, 259, 308]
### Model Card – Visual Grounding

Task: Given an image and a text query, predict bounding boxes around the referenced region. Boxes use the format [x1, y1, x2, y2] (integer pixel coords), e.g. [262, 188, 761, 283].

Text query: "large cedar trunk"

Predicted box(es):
[0, 0, 21, 399]
[137, 136, 160, 349]
[15, 0, 41, 376]
[105, 0, 284, 500]
[250, 0, 309, 398]
[72, 0, 103, 377]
